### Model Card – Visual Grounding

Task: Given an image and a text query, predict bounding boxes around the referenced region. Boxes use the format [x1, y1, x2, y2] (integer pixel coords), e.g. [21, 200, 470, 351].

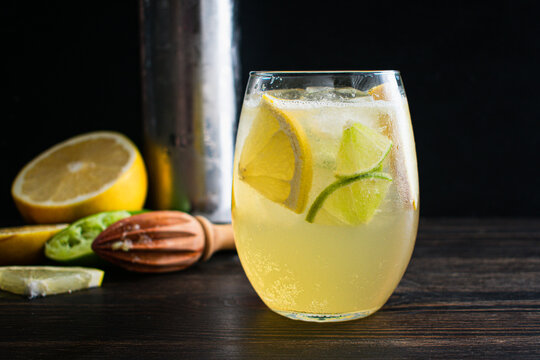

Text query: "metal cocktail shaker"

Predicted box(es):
[140, 0, 238, 223]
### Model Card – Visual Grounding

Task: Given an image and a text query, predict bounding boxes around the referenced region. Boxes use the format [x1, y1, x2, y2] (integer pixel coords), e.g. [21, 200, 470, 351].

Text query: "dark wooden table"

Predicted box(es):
[1, 218, 539, 359]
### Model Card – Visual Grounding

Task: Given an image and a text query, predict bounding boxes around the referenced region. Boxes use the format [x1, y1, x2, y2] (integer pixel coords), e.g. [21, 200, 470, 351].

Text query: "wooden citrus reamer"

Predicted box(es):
[92, 211, 235, 273]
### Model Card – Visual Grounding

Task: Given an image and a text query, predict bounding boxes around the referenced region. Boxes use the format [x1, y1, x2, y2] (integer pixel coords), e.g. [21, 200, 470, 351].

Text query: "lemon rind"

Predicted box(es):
[260, 94, 312, 213]
[0, 224, 69, 236]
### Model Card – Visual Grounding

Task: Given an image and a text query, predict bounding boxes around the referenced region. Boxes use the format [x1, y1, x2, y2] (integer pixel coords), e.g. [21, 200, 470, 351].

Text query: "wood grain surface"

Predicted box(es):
[1, 218, 539, 359]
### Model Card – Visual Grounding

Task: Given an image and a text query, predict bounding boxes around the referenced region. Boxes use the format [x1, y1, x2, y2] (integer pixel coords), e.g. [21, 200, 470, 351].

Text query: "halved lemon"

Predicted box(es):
[0, 266, 104, 298]
[12, 131, 147, 224]
[238, 94, 312, 213]
[0, 224, 68, 265]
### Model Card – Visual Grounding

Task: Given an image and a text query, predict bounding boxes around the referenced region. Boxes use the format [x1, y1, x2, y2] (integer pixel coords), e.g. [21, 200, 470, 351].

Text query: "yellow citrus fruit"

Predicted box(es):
[144, 143, 174, 210]
[368, 83, 400, 101]
[238, 94, 312, 213]
[12, 131, 147, 224]
[0, 224, 68, 265]
[0, 266, 104, 298]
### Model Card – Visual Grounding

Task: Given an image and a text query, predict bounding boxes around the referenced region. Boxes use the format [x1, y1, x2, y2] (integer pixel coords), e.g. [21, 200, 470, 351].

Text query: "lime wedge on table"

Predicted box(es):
[45, 210, 132, 263]
[238, 94, 312, 213]
[336, 123, 392, 177]
[306, 172, 392, 225]
[0, 266, 103, 298]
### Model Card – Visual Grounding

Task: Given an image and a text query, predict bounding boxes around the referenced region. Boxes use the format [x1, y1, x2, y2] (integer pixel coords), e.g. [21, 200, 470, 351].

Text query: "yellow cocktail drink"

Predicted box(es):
[233, 72, 419, 322]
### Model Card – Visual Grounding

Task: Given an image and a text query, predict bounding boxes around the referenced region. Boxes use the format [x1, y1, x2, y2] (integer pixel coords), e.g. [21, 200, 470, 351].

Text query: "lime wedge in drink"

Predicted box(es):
[45, 210, 132, 263]
[0, 266, 104, 298]
[306, 172, 392, 225]
[335, 123, 392, 177]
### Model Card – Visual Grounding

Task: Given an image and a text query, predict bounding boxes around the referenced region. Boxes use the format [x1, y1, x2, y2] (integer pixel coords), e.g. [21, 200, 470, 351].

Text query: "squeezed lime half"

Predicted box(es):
[45, 210, 132, 263]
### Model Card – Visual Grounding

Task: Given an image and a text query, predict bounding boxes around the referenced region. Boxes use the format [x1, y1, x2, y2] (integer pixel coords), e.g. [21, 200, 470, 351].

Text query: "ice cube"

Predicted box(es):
[268, 89, 304, 100]
[335, 87, 370, 100]
[303, 87, 337, 101]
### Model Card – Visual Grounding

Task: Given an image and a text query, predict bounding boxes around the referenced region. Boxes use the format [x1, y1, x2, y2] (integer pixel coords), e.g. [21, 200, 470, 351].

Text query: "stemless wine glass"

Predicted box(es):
[232, 71, 419, 322]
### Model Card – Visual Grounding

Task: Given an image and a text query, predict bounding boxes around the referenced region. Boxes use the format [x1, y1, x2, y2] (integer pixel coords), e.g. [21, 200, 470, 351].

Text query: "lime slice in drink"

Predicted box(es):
[335, 123, 392, 177]
[0, 266, 103, 298]
[306, 172, 392, 225]
[45, 210, 132, 263]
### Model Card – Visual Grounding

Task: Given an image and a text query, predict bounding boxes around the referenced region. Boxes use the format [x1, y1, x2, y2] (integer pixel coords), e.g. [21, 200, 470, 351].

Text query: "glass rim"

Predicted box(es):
[249, 70, 400, 77]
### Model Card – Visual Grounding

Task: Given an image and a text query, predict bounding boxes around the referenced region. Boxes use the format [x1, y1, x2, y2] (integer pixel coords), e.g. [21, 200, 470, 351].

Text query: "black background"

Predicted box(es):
[3, 0, 539, 222]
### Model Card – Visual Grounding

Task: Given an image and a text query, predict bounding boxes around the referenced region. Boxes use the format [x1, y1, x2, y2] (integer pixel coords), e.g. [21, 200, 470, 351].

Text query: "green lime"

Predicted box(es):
[306, 172, 392, 225]
[0, 266, 103, 298]
[45, 210, 131, 263]
[335, 123, 392, 177]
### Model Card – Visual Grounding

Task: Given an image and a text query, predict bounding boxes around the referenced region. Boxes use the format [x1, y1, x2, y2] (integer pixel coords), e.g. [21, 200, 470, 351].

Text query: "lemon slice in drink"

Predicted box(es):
[12, 131, 147, 224]
[306, 172, 392, 225]
[238, 94, 312, 213]
[336, 123, 392, 177]
[0, 266, 104, 298]
[368, 83, 400, 101]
